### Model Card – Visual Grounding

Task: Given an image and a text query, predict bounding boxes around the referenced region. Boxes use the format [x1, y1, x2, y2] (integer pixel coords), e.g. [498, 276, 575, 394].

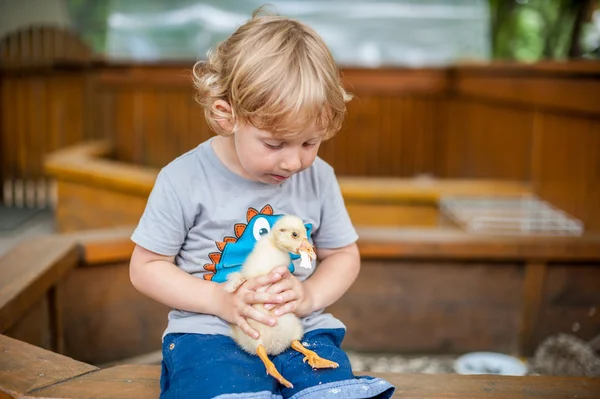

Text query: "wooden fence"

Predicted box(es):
[0, 26, 94, 208]
[1, 26, 599, 230]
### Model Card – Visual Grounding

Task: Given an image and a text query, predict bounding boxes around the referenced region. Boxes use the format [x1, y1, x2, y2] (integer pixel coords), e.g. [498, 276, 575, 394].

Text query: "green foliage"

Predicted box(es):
[64, 0, 111, 54]
[62, 0, 598, 62]
[490, 0, 597, 61]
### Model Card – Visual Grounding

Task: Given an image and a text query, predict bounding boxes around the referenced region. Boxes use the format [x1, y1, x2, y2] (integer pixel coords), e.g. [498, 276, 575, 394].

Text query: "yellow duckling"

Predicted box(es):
[224, 215, 339, 388]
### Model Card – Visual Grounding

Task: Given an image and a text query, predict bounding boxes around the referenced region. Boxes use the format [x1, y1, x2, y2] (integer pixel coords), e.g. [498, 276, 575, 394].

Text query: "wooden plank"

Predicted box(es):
[81, 238, 134, 266]
[18, 365, 600, 398]
[63, 226, 137, 265]
[95, 66, 449, 95]
[344, 68, 448, 94]
[443, 99, 533, 180]
[0, 334, 97, 399]
[44, 141, 157, 197]
[532, 113, 600, 232]
[330, 260, 523, 353]
[518, 262, 547, 355]
[365, 373, 600, 398]
[356, 227, 600, 261]
[59, 261, 169, 365]
[72, 225, 600, 267]
[340, 177, 531, 204]
[456, 60, 600, 75]
[534, 264, 600, 346]
[347, 203, 440, 227]
[47, 285, 65, 354]
[0, 236, 79, 332]
[24, 365, 159, 399]
[455, 74, 600, 116]
[3, 296, 52, 351]
[54, 181, 149, 233]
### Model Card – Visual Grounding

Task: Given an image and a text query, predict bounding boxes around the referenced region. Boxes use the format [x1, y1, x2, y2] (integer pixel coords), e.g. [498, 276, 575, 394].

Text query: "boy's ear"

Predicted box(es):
[213, 99, 235, 133]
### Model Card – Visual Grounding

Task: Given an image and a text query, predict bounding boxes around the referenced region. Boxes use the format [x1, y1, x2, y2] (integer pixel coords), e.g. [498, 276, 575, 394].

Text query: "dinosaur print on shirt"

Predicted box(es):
[203, 205, 313, 283]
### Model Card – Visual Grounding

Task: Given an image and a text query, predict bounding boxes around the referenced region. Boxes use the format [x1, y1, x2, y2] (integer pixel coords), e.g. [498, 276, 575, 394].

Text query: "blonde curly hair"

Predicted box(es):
[192, 6, 352, 139]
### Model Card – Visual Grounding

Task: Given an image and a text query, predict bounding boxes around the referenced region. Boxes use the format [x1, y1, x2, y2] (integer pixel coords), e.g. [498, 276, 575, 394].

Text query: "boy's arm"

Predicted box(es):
[129, 244, 285, 337]
[303, 242, 360, 312]
[266, 242, 360, 317]
[129, 244, 226, 315]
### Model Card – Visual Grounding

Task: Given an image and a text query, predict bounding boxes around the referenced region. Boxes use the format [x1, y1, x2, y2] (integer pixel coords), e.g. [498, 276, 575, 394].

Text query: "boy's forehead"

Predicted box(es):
[254, 124, 325, 141]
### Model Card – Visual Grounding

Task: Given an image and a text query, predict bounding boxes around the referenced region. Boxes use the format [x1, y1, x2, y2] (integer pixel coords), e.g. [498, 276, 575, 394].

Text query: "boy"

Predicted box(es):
[129, 6, 395, 399]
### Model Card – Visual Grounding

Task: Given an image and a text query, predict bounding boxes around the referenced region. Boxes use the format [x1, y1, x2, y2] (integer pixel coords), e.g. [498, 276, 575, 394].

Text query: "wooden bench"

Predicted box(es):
[3, 224, 600, 364]
[0, 235, 79, 353]
[1, 334, 599, 399]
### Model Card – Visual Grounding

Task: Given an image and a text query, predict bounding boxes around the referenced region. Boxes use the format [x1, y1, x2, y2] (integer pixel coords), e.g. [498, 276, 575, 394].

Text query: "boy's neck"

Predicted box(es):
[211, 135, 256, 182]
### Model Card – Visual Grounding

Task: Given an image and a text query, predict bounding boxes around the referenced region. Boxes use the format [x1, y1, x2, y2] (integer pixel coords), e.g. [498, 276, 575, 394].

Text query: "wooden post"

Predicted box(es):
[47, 284, 64, 354]
[518, 261, 547, 356]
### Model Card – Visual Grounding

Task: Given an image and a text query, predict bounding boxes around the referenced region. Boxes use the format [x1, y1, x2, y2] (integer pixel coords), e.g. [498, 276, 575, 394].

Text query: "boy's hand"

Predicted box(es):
[220, 270, 285, 339]
[264, 267, 314, 318]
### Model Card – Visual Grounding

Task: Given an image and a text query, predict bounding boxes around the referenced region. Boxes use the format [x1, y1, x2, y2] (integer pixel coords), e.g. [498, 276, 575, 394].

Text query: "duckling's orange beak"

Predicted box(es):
[297, 239, 316, 260]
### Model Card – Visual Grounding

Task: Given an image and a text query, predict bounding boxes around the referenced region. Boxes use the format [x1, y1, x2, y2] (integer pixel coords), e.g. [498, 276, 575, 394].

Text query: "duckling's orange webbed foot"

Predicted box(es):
[291, 340, 339, 369]
[256, 344, 293, 388]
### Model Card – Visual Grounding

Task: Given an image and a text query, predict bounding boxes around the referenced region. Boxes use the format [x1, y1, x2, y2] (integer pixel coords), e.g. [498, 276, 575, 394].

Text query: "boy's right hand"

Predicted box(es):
[219, 267, 287, 339]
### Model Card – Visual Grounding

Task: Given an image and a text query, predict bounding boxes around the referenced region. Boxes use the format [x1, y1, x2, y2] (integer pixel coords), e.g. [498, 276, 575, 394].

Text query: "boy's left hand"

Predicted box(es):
[264, 266, 313, 318]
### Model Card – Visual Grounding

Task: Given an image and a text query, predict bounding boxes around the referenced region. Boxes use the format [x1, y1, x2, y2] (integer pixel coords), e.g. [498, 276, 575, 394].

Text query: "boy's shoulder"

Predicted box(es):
[312, 155, 333, 171]
[306, 155, 334, 175]
[158, 140, 210, 182]
[302, 155, 336, 184]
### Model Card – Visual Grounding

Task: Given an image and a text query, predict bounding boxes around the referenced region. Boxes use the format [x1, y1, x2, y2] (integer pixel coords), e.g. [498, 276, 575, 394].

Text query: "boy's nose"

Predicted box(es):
[281, 153, 302, 173]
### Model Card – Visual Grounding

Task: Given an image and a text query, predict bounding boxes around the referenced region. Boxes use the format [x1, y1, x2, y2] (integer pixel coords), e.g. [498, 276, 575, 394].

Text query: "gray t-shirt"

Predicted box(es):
[131, 137, 358, 339]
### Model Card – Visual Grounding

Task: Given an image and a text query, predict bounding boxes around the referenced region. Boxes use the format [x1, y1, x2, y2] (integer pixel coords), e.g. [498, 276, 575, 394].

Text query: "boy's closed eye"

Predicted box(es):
[263, 141, 318, 150]
[264, 141, 283, 150]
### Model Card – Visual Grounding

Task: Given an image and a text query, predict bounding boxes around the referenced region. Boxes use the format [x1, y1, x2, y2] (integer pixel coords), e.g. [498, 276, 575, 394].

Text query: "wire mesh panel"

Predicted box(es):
[440, 195, 584, 236]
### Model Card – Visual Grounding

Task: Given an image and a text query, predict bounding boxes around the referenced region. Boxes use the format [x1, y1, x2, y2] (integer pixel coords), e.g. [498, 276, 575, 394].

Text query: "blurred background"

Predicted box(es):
[1, 0, 599, 382]
[3, 0, 600, 64]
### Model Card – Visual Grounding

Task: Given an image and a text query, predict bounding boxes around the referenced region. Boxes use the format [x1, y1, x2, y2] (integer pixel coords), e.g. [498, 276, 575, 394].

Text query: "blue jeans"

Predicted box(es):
[160, 328, 395, 398]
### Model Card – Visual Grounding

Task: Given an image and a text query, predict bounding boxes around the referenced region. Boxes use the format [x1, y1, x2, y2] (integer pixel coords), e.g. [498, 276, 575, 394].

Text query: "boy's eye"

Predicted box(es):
[264, 142, 283, 150]
[303, 142, 317, 148]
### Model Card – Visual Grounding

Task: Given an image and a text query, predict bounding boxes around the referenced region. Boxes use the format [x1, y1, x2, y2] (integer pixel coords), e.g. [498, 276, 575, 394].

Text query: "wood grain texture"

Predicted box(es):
[356, 227, 600, 261]
[0, 26, 92, 69]
[0, 334, 97, 399]
[54, 181, 148, 233]
[534, 264, 600, 346]
[443, 99, 533, 180]
[361, 372, 600, 398]
[13, 365, 600, 399]
[23, 365, 159, 399]
[4, 297, 52, 351]
[0, 236, 78, 332]
[59, 262, 170, 365]
[331, 260, 523, 353]
[2, 50, 598, 229]
[72, 225, 600, 267]
[455, 72, 600, 116]
[518, 262, 547, 355]
[531, 113, 600, 231]
[64, 226, 600, 355]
